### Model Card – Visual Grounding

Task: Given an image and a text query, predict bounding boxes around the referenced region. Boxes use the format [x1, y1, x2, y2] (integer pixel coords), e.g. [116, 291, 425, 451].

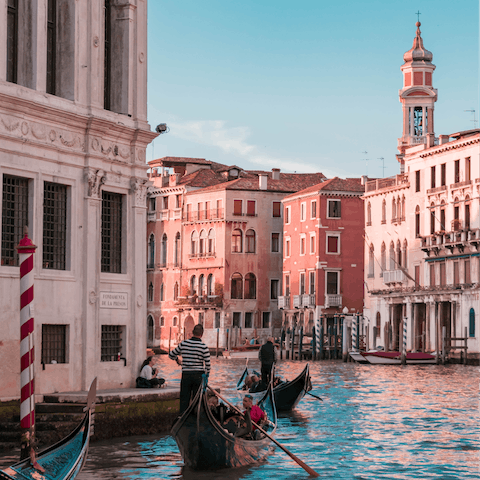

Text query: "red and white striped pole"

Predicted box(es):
[17, 228, 37, 436]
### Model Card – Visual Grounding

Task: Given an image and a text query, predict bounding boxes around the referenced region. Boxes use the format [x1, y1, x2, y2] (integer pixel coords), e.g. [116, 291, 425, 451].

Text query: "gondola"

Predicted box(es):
[0, 378, 97, 480]
[237, 363, 311, 411]
[171, 378, 277, 470]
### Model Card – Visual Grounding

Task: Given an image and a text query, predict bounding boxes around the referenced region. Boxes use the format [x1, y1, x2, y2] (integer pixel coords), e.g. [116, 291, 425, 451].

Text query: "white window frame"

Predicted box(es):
[327, 199, 341, 219]
[285, 206, 291, 225]
[310, 200, 317, 219]
[326, 232, 341, 255]
[309, 232, 316, 254]
[300, 202, 306, 222]
[271, 232, 281, 253]
[325, 270, 340, 295]
[285, 237, 291, 258]
[308, 269, 315, 295]
[300, 234, 306, 256]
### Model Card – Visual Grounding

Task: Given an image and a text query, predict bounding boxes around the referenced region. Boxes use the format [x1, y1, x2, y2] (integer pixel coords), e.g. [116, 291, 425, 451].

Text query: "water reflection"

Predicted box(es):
[1, 359, 478, 479]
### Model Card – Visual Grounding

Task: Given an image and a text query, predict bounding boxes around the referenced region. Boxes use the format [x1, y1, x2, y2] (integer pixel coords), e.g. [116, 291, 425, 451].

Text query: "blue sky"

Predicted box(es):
[146, 0, 479, 179]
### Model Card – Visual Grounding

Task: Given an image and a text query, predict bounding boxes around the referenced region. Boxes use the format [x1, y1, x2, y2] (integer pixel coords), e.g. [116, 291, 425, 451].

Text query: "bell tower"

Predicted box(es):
[397, 21, 437, 169]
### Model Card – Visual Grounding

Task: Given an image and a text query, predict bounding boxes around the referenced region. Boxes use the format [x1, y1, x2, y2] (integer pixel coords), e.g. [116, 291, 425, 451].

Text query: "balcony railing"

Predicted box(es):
[293, 295, 302, 308]
[365, 173, 409, 193]
[325, 294, 342, 308]
[302, 294, 316, 308]
[184, 208, 225, 222]
[278, 296, 290, 309]
[383, 269, 406, 284]
[147, 212, 156, 222]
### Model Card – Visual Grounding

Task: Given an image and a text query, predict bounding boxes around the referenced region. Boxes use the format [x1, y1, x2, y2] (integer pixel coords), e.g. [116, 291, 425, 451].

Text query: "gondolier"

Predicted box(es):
[258, 336, 276, 387]
[169, 324, 211, 413]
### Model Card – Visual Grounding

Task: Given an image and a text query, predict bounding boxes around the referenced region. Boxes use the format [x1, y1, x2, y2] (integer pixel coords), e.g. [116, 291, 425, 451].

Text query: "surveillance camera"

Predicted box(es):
[156, 123, 167, 133]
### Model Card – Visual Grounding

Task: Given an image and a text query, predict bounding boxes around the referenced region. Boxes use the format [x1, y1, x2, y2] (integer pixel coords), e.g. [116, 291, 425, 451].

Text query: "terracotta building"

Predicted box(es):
[0, 1, 156, 399]
[146, 157, 326, 349]
[363, 22, 479, 360]
[279, 178, 365, 340]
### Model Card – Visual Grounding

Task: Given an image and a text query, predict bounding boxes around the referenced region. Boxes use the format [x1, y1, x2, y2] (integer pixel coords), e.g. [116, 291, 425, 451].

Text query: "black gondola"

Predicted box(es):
[0, 378, 97, 480]
[237, 364, 311, 411]
[171, 379, 277, 470]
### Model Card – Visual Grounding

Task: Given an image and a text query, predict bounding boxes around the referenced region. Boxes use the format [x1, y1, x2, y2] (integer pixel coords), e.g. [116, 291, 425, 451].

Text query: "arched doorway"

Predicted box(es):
[184, 315, 194, 339]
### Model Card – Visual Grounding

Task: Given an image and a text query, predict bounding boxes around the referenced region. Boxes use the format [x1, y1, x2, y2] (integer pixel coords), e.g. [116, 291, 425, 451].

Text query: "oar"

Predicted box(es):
[208, 386, 320, 478]
[307, 391, 323, 401]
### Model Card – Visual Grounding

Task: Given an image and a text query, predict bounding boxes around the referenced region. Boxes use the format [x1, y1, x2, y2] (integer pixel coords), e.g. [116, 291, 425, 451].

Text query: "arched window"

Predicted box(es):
[199, 274, 205, 297]
[160, 283, 164, 302]
[397, 196, 401, 223]
[368, 244, 374, 277]
[160, 316, 165, 327]
[402, 240, 408, 268]
[148, 234, 155, 269]
[380, 242, 386, 277]
[469, 308, 475, 337]
[415, 205, 420, 237]
[174, 282, 179, 301]
[245, 229, 256, 253]
[453, 197, 460, 230]
[367, 202, 372, 225]
[173, 316, 178, 327]
[232, 229, 243, 253]
[389, 242, 395, 270]
[190, 275, 196, 295]
[382, 199, 386, 224]
[244, 273, 256, 299]
[376, 312, 381, 337]
[396, 240, 402, 268]
[440, 199, 446, 231]
[430, 202, 435, 234]
[199, 229, 207, 255]
[465, 196, 471, 230]
[161, 234, 167, 266]
[208, 229, 216, 254]
[191, 231, 198, 255]
[231, 273, 243, 299]
[148, 282, 154, 302]
[401, 196, 406, 222]
[175, 232, 181, 266]
[147, 315, 154, 345]
[207, 274, 214, 297]
[391, 198, 396, 222]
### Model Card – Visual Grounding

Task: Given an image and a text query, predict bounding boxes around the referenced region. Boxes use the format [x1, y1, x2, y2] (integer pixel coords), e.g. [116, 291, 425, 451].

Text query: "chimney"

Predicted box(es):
[361, 175, 368, 185]
[169, 173, 180, 186]
[272, 168, 280, 180]
[259, 174, 268, 190]
[439, 135, 450, 145]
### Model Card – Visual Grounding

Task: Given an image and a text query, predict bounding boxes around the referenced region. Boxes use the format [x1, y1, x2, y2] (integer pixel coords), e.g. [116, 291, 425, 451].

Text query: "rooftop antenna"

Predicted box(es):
[464, 109, 478, 128]
[362, 151, 368, 175]
[378, 157, 385, 177]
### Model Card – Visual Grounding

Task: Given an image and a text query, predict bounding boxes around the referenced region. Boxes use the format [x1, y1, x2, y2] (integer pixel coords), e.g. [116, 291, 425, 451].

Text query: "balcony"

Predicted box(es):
[468, 229, 480, 250]
[383, 269, 406, 284]
[324, 294, 342, 308]
[293, 295, 302, 308]
[278, 296, 290, 309]
[301, 294, 316, 308]
[184, 208, 225, 222]
[147, 212, 156, 222]
[365, 173, 409, 193]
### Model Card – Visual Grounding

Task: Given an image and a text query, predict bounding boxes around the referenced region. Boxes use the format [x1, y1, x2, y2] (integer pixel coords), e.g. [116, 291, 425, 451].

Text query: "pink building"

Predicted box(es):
[146, 157, 326, 349]
[280, 178, 365, 346]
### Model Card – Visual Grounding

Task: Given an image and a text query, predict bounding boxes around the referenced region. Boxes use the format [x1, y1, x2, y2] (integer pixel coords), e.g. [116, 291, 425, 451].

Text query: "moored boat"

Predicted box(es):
[171, 380, 277, 470]
[223, 344, 261, 359]
[0, 378, 97, 480]
[237, 364, 311, 411]
[349, 348, 383, 364]
[361, 351, 436, 365]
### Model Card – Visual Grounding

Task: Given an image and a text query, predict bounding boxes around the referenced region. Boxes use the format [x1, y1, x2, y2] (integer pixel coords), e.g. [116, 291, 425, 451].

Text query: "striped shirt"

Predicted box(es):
[169, 337, 211, 374]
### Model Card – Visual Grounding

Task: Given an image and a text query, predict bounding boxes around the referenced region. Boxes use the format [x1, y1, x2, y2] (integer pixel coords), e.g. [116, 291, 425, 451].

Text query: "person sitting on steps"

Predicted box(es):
[136, 356, 165, 388]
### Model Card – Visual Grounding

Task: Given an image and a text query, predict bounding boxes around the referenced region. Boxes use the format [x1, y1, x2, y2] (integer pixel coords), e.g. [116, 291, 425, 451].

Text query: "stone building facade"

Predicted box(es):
[0, 0, 157, 399]
[363, 22, 479, 360]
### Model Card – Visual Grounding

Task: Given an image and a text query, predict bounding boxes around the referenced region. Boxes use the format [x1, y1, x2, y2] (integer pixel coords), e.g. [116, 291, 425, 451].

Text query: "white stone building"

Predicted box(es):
[363, 22, 479, 361]
[0, 0, 157, 399]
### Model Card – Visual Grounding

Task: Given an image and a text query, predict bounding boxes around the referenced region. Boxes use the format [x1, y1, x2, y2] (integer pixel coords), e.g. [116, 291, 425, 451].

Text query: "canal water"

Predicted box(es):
[1, 358, 479, 479]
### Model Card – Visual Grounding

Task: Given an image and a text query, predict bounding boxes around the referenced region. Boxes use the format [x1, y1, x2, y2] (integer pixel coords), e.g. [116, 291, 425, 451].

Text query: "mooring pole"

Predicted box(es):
[314, 316, 321, 360]
[342, 316, 348, 362]
[298, 326, 303, 361]
[351, 313, 357, 352]
[401, 318, 407, 365]
[441, 326, 446, 365]
[464, 326, 468, 365]
[168, 327, 172, 353]
[216, 328, 219, 357]
[17, 228, 38, 463]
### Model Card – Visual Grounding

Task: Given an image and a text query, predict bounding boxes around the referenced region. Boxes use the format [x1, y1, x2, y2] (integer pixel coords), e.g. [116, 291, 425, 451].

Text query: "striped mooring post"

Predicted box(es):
[351, 313, 358, 352]
[401, 317, 407, 365]
[17, 228, 37, 459]
[314, 316, 321, 359]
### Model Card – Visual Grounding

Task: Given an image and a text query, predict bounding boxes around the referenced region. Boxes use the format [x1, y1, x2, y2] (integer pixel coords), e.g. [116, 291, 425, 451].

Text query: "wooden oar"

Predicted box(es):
[208, 386, 320, 478]
[307, 391, 323, 401]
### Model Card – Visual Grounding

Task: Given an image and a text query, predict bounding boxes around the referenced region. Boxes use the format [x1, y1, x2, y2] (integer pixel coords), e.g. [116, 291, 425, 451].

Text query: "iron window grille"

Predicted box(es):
[101, 191, 123, 273]
[101, 325, 123, 361]
[41, 324, 67, 364]
[43, 182, 67, 270]
[2, 175, 29, 266]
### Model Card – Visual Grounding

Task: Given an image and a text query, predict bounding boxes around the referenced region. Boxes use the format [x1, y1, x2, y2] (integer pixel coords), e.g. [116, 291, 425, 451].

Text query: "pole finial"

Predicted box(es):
[416, 10, 421, 22]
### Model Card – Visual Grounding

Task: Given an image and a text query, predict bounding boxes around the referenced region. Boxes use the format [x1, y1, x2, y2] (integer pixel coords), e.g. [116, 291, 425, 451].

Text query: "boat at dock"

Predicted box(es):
[0, 378, 96, 480]
[223, 344, 261, 359]
[361, 351, 436, 365]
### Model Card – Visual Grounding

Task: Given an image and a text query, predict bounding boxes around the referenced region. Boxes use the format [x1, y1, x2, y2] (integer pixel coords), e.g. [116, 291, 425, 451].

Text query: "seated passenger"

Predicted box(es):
[242, 375, 253, 391]
[136, 356, 165, 388]
[207, 392, 234, 423]
[249, 374, 267, 393]
[243, 394, 266, 431]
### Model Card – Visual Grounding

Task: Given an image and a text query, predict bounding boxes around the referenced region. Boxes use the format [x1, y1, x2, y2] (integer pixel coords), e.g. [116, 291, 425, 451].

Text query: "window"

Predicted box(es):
[300, 235, 306, 255]
[174, 282, 179, 301]
[300, 202, 306, 221]
[285, 274, 290, 296]
[368, 244, 374, 278]
[465, 259, 471, 284]
[326, 271, 339, 295]
[272, 232, 280, 253]
[381, 199, 386, 224]
[42, 324, 67, 364]
[262, 312, 270, 328]
[244, 273, 256, 299]
[391, 198, 396, 222]
[46, 0, 57, 94]
[172, 316, 178, 326]
[216, 199, 222, 218]
[465, 201, 471, 230]
[327, 235, 339, 254]
[415, 170, 420, 192]
[454, 160, 460, 184]
[101, 325, 123, 361]
[285, 238, 291, 257]
[454, 262, 460, 285]
[270, 279, 279, 300]
[215, 312, 221, 329]
[441, 164, 446, 186]
[7, 0, 19, 83]
[160, 316, 165, 327]
[161, 234, 167, 266]
[367, 202, 372, 226]
[207, 274, 214, 296]
[1, 175, 29, 266]
[205, 201, 211, 219]
[285, 206, 291, 224]
[310, 233, 315, 254]
[208, 229, 215, 254]
[246, 200, 255, 216]
[231, 273, 243, 299]
[311, 200, 317, 219]
[272, 201, 281, 217]
[149, 197, 156, 212]
[469, 308, 475, 337]
[414, 265, 420, 287]
[440, 205, 446, 231]
[430, 204, 435, 234]
[147, 316, 154, 345]
[396, 240, 402, 268]
[199, 229, 207, 255]
[190, 275, 196, 295]
[148, 282, 153, 302]
[198, 274, 205, 297]
[186, 204, 192, 221]
[376, 313, 381, 336]
[163, 196, 169, 210]
[233, 200, 242, 216]
[429, 263, 435, 286]
[327, 200, 341, 218]
[101, 191, 123, 273]
[465, 157, 471, 181]
[245, 312, 253, 328]
[232, 229, 243, 253]
[402, 240, 407, 269]
[439, 262, 446, 286]
[148, 234, 155, 268]
[198, 312, 204, 325]
[233, 312, 241, 328]
[43, 182, 67, 270]
[300, 272, 305, 295]
[309, 271, 315, 295]
[246, 229, 256, 253]
[389, 242, 395, 270]
[175, 232, 181, 266]
[191, 231, 198, 255]
[380, 243, 386, 276]
[415, 206, 420, 237]
[176, 195, 181, 209]
[104, 0, 112, 109]
[160, 283, 164, 301]
[430, 166, 436, 189]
